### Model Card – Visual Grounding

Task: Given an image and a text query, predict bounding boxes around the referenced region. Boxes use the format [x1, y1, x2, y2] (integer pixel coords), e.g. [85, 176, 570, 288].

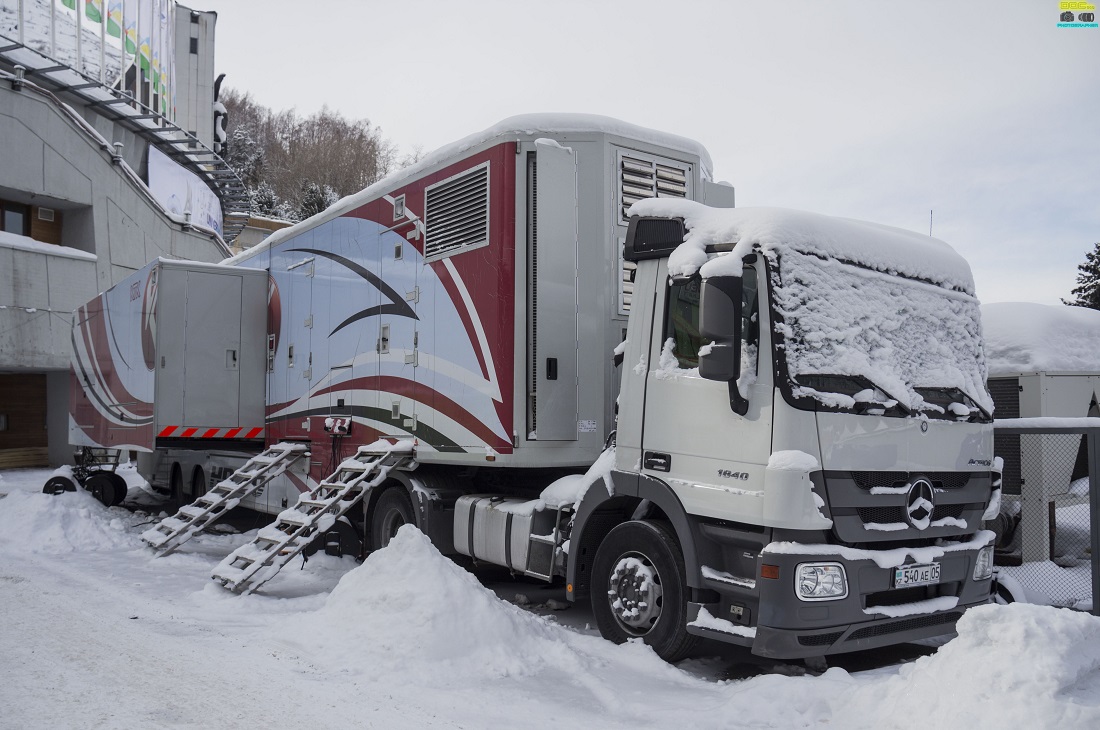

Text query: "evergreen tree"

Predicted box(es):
[295, 181, 340, 222]
[249, 182, 281, 218]
[1065, 243, 1100, 310]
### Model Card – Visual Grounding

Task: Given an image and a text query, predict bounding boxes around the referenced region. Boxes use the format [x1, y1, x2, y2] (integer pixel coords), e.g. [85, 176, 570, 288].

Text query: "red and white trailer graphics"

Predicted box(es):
[222, 115, 732, 483]
[72, 113, 730, 500]
[70, 258, 268, 453]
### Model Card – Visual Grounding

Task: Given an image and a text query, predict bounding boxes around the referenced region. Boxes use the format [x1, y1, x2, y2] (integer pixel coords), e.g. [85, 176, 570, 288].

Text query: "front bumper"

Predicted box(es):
[689, 534, 994, 659]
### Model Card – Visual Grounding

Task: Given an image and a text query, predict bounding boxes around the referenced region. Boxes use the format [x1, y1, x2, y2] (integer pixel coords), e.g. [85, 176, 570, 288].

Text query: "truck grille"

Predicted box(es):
[851, 471, 972, 490]
[857, 503, 968, 525]
[846, 611, 961, 641]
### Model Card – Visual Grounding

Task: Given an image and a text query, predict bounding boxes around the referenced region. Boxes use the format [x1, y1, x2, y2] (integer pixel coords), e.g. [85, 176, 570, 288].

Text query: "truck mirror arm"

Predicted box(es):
[728, 380, 749, 417]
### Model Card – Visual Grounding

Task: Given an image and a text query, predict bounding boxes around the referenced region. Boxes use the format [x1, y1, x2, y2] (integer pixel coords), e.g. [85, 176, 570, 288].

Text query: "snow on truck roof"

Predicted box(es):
[226, 113, 713, 266]
[632, 199, 977, 295]
[983, 302, 1100, 376]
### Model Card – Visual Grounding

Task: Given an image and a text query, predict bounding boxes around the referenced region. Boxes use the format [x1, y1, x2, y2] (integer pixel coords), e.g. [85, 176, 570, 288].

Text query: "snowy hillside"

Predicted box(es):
[1, 470, 1099, 728]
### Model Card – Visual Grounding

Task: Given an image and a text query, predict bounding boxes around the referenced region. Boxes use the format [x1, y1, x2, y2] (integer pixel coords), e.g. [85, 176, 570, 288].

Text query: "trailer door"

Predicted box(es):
[529, 139, 579, 441]
[379, 224, 421, 439]
[282, 255, 314, 440]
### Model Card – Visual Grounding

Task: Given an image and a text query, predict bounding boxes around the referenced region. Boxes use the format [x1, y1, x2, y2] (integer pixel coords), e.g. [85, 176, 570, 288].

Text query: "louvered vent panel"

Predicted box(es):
[620, 155, 688, 220]
[425, 165, 489, 260]
[620, 259, 636, 314]
[988, 377, 1022, 495]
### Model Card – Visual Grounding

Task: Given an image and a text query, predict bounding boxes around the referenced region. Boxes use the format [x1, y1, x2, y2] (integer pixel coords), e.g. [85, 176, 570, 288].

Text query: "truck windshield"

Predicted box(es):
[770, 249, 992, 420]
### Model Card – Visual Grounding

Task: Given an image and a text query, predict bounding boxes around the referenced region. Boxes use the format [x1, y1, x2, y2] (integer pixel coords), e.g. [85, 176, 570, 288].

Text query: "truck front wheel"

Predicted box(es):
[591, 520, 700, 663]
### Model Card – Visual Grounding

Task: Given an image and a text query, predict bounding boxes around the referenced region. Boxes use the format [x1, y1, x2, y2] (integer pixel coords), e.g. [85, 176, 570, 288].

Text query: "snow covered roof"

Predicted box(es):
[632, 199, 976, 295]
[983, 302, 1100, 376]
[227, 113, 714, 266]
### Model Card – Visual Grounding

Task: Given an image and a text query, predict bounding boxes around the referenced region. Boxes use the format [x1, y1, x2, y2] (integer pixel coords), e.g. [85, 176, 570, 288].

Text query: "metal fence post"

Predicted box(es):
[1088, 430, 1100, 617]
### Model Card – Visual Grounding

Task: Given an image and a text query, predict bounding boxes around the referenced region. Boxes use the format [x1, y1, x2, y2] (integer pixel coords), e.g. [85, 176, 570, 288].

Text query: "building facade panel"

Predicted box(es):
[0, 3, 235, 467]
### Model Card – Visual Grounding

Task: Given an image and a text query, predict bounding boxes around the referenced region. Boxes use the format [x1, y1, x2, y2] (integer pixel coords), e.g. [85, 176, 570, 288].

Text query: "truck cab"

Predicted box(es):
[568, 203, 996, 661]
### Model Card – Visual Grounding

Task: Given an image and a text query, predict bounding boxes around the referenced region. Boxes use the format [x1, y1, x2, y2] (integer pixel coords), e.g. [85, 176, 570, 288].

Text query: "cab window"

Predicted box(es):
[663, 277, 703, 368]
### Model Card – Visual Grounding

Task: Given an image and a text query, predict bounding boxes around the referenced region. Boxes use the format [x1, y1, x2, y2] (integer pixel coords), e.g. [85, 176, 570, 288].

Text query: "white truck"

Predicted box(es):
[68, 114, 997, 662]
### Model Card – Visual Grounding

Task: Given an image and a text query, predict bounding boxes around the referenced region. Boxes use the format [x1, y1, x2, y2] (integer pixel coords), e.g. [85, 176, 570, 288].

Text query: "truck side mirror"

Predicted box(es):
[699, 275, 749, 416]
[698, 275, 742, 382]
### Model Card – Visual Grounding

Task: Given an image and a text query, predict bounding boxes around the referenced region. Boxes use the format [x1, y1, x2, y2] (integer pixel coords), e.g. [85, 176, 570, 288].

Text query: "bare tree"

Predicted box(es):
[220, 90, 403, 221]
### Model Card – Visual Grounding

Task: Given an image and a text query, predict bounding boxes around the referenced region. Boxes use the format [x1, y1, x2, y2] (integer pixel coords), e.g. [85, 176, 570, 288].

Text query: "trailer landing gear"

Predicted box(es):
[85, 472, 128, 507]
[41, 448, 127, 506]
[42, 476, 77, 495]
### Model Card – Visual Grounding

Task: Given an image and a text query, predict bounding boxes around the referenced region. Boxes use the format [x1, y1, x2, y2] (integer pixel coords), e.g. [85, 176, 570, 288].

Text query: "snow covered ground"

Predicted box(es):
[2, 467, 1100, 728]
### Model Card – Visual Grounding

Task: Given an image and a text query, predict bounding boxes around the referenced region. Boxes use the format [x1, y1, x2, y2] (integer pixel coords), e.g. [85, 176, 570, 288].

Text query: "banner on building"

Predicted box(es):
[148, 145, 224, 238]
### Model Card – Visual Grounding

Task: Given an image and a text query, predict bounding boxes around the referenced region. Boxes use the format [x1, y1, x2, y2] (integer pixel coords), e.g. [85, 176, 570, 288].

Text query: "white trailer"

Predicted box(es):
[70, 115, 996, 662]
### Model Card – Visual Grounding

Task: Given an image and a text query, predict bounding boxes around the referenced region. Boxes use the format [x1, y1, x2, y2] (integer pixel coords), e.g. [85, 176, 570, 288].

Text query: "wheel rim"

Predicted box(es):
[606, 552, 664, 636]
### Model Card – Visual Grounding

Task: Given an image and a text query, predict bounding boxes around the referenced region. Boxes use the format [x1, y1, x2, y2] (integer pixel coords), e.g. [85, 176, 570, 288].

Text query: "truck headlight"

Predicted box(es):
[796, 562, 848, 601]
[973, 546, 994, 581]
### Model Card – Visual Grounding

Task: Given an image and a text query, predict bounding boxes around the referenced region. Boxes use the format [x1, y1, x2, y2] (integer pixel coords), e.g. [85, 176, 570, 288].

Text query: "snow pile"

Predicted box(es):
[630, 200, 990, 413]
[767, 450, 820, 471]
[983, 302, 1100, 375]
[0, 490, 142, 553]
[497, 448, 618, 517]
[829, 604, 1100, 728]
[273, 526, 678, 686]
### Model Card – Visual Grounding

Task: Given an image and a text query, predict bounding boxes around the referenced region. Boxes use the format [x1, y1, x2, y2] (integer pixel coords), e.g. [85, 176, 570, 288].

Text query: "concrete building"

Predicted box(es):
[230, 215, 293, 255]
[0, 2, 247, 468]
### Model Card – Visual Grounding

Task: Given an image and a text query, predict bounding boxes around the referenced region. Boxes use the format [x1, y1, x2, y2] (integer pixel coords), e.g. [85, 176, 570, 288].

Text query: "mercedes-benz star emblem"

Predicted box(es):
[905, 478, 935, 530]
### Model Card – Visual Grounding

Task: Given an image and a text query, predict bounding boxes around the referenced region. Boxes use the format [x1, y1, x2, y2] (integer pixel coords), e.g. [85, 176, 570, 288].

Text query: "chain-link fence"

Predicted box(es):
[991, 422, 1100, 614]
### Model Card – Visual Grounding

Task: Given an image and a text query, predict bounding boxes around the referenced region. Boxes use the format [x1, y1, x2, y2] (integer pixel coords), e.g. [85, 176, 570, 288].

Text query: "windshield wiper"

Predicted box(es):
[794, 373, 911, 415]
[914, 386, 990, 422]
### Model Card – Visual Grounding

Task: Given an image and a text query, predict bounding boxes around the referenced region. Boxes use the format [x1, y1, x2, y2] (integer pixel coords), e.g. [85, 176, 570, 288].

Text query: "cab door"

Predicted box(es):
[639, 260, 772, 523]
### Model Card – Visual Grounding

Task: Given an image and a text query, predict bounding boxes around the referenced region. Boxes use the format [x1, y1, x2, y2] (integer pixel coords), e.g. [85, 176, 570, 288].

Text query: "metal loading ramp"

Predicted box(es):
[211, 441, 416, 596]
[141, 443, 310, 557]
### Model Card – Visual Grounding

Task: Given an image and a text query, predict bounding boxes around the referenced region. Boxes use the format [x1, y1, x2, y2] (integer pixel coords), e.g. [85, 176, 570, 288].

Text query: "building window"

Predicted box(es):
[1, 200, 30, 236]
[190, 37, 198, 54]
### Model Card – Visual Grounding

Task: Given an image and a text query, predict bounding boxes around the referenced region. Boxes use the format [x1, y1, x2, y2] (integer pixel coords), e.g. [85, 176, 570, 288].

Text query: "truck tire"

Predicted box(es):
[169, 465, 185, 507]
[591, 520, 700, 663]
[370, 488, 415, 551]
[191, 468, 207, 501]
[43, 475, 77, 495]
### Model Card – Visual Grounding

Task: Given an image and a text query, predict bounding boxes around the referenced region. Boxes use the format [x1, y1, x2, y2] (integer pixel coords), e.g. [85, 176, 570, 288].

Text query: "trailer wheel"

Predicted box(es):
[191, 468, 207, 501]
[591, 520, 700, 663]
[169, 465, 185, 506]
[43, 475, 77, 495]
[370, 488, 415, 551]
[85, 472, 127, 507]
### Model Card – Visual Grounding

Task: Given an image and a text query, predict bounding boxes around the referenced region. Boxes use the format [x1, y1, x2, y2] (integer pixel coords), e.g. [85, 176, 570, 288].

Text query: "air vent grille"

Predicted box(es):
[424, 164, 489, 260]
[620, 259, 636, 314]
[620, 155, 688, 220]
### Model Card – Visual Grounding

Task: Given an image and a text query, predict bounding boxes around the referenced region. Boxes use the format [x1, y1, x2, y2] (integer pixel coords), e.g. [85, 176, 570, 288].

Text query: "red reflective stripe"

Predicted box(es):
[158, 426, 177, 438]
[180, 427, 198, 438]
[244, 427, 263, 439]
[224, 428, 243, 439]
[201, 428, 220, 438]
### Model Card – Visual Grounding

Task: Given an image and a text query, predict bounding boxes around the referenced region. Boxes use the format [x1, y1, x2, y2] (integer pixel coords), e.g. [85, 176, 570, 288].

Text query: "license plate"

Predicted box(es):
[894, 562, 941, 588]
